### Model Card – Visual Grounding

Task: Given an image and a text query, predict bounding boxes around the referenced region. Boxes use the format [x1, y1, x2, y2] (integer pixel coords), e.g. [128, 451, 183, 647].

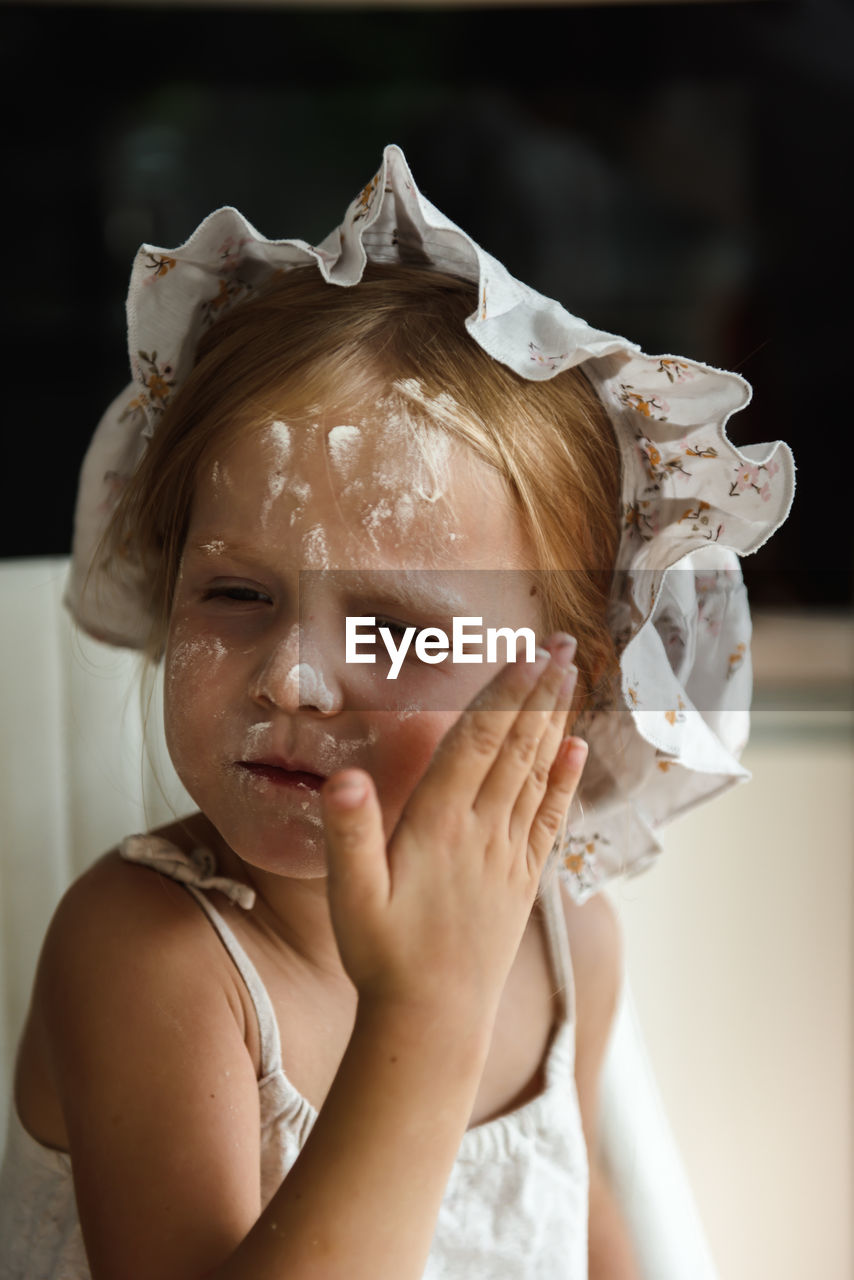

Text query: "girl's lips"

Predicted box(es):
[237, 763, 324, 792]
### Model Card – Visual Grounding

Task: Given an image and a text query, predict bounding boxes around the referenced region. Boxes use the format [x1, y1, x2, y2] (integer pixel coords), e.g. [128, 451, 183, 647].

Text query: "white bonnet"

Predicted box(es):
[65, 143, 796, 902]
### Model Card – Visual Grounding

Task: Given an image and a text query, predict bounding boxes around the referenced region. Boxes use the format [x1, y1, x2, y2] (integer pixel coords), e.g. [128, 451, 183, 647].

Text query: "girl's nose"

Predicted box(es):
[249, 628, 341, 715]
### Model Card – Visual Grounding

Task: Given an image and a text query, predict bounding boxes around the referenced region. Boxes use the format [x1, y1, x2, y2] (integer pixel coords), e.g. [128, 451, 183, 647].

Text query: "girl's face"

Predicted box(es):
[164, 405, 545, 881]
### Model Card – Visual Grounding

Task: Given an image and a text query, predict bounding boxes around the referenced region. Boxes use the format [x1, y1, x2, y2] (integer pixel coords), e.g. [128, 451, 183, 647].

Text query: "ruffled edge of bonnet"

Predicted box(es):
[64, 142, 796, 901]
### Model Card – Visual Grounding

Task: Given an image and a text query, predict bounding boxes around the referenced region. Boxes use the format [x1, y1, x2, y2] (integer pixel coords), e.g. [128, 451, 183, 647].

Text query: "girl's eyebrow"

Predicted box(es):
[185, 537, 259, 560]
[334, 571, 470, 618]
[185, 545, 470, 616]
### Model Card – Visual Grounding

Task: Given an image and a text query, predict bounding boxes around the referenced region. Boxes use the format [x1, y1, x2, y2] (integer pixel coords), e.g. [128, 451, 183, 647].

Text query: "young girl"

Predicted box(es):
[0, 145, 794, 1280]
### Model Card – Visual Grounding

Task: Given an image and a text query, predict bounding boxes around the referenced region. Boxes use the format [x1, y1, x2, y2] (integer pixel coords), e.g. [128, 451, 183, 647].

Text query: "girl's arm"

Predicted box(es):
[588, 1165, 641, 1280]
[39, 639, 583, 1280]
[566, 888, 642, 1280]
[39, 854, 493, 1280]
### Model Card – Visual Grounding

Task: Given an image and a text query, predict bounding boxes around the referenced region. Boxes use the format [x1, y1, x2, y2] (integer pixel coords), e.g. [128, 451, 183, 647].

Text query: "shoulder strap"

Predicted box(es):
[180, 884, 284, 1079]
[120, 836, 283, 1078]
[538, 865, 577, 1027]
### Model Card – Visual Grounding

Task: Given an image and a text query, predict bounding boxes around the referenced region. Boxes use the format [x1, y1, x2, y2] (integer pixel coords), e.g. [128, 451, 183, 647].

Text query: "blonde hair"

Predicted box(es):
[105, 262, 622, 715]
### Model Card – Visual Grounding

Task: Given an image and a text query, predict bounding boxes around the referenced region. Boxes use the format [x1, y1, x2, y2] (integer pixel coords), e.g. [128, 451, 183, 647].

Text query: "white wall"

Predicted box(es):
[613, 708, 853, 1280]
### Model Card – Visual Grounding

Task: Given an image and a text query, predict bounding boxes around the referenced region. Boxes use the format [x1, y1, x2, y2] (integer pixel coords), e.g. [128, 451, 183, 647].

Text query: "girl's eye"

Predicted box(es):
[202, 586, 271, 604]
[376, 616, 425, 650]
[376, 618, 412, 640]
[375, 619, 436, 669]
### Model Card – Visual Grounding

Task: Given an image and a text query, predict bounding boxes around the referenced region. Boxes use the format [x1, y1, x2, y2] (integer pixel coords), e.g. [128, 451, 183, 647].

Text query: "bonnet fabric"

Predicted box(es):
[64, 143, 796, 904]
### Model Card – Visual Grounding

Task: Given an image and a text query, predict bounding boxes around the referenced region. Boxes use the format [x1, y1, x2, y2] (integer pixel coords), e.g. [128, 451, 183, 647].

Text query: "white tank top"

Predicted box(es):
[0, 836, 589, 1279]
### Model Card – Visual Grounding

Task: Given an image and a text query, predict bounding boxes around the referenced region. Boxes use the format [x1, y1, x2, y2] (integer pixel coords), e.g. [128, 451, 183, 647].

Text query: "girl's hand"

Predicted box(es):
[321, 634, 587, 1023]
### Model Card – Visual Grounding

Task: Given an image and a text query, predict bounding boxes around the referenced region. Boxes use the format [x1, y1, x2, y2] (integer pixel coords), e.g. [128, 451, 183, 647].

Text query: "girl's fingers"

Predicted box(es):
[525, 735, 588, 876]
[321, 770, 390, 913]
[504, 659, 577, 849]
[407, 642, 554, 820]
[473, 644, 576, 823]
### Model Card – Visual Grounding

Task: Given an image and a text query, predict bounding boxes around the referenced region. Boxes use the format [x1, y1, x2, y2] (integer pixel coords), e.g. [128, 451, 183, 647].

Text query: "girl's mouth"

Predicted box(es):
[237, 763, 324, 792]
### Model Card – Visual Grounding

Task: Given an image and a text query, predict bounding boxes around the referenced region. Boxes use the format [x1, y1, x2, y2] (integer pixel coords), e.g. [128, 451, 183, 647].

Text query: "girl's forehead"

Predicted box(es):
[253, 407, 453, 473]
[191, 410, 536, 574]
[208, 410, 452, 479]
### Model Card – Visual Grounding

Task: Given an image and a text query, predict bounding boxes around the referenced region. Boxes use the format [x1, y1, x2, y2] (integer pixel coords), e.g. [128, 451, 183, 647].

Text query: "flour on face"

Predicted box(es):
[261, 421, 296, 523]
[287, 479, 312, 526]
[249, 404, 468, 566]
[243, 721, 273, 753]
[325, 423, 361, 475]
[284, 663, 335, 714]
[269, 420, 292, 461]
[301, 525, 329, 568]
[168, 635, 228, 670]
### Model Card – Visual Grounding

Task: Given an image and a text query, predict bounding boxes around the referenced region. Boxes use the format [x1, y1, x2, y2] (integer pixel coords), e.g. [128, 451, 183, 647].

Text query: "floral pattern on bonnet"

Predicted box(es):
[64, 143, 796, 903]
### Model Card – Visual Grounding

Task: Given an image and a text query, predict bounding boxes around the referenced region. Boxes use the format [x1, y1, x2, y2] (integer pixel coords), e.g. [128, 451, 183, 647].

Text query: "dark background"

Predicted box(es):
[2, 0, 851, 610]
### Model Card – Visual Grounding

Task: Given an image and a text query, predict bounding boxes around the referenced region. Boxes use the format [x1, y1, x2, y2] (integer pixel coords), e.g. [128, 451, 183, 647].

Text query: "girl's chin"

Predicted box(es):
[220, 822, 329, 881]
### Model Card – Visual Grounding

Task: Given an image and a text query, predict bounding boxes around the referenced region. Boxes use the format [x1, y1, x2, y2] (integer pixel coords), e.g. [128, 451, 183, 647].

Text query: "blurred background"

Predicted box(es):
[1, 0, 852, 614]
[0, 1, 851, 1277]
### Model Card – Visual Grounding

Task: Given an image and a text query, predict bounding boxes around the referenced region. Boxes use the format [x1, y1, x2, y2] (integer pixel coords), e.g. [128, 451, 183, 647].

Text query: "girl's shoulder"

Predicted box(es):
[15, 827, 258, 1157]
[42, 813, 235, 959]
[38, 824, 252, 1038]
[43, 830, 225, 969]
[15, 835, 266, 1272]
[22, 828, 252, 1117]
